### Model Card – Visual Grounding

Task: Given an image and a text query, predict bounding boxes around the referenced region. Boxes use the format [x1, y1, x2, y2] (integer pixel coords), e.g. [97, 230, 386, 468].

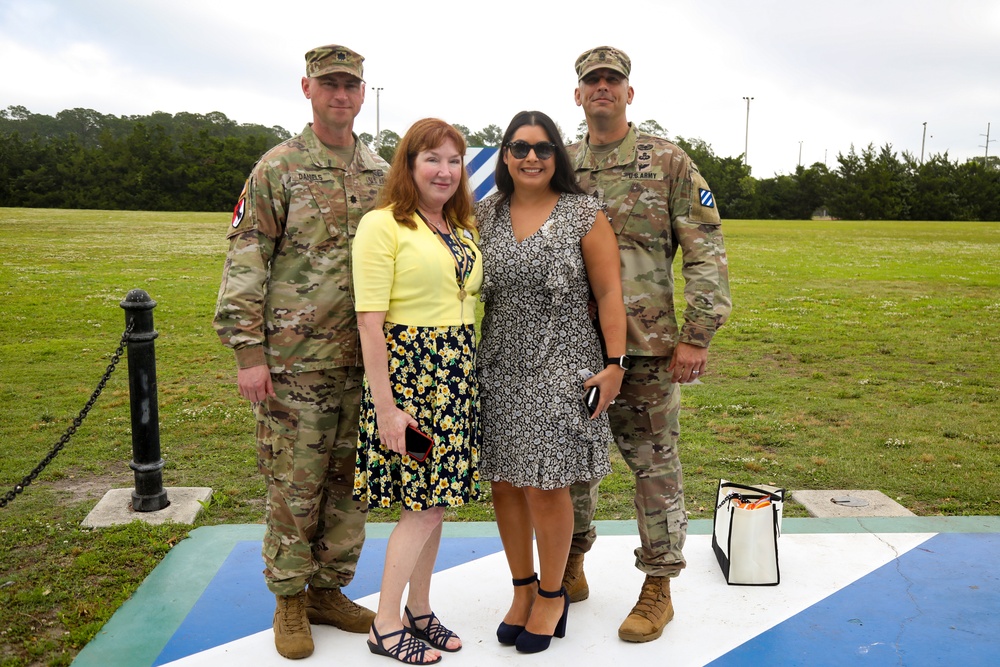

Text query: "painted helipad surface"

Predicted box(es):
[72, 517, 999, 667]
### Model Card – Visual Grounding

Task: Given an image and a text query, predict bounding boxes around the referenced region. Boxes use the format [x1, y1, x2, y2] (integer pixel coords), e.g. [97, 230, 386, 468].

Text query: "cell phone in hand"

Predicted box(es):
[583, 385, 600, 418]
[579, 367, 599, 418]
[405, 425, 433, 462]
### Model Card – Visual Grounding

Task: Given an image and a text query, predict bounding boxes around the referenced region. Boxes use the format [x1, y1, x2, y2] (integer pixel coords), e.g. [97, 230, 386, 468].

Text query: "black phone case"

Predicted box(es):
[405, 426, 433, 460]
[583, 386, 600, 416]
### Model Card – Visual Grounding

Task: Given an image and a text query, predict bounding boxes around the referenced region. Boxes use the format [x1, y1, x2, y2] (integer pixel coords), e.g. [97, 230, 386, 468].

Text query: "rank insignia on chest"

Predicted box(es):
[699, 188, 715, 208]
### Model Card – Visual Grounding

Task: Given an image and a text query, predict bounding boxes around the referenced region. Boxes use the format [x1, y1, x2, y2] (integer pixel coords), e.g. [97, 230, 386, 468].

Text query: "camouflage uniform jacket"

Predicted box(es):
[568, 124, 731, 357]
[214, 124, 389, 372]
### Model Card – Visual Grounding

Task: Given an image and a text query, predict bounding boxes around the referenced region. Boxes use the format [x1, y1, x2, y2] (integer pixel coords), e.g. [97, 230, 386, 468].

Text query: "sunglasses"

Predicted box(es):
[506, 140, 557, 160]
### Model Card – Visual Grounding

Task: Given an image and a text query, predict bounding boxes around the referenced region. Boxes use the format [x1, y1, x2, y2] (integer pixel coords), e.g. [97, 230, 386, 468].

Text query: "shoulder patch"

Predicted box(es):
[230, 179, 248, 228]
[698, 188, 715, 209]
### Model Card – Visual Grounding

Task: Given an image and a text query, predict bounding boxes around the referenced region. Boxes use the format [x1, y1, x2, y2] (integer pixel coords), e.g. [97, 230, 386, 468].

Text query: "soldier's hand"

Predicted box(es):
[669, 343, 708, 384]
[238, 365, 275, 403]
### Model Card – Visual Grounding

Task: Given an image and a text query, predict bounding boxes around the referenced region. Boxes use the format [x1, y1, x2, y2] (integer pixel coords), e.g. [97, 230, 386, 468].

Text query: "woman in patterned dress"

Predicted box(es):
[475, 111, 627, 653]
[353, 118, 482, 664]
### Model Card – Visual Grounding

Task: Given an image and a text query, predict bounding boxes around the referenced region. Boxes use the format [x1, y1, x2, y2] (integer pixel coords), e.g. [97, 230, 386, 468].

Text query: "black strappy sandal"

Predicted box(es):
[368, 624, 442, 664]
[404, 606, 462, 652]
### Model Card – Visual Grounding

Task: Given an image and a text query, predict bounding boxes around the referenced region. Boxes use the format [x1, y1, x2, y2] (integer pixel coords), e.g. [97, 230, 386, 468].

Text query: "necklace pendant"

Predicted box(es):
[458, 288, 467, 301]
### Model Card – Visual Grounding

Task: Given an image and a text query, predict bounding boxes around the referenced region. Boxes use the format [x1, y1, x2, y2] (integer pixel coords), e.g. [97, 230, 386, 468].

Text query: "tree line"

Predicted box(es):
[2, 106, 997, 220]
[0, 106, 290, 211]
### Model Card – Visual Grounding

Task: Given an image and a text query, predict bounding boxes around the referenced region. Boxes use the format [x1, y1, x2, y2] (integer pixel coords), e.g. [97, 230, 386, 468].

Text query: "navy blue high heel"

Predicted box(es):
[514, 586, 569, 653]
[496, 573, 538, 645]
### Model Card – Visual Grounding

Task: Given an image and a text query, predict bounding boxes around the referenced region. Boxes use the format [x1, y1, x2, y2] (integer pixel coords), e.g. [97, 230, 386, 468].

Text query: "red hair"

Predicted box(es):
[379, 118, 474, 230]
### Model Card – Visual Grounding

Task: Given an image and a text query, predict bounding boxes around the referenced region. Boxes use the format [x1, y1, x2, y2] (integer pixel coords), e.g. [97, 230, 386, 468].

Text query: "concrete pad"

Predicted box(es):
[791, 489, 915, 518]
[81, 487, 213, 528]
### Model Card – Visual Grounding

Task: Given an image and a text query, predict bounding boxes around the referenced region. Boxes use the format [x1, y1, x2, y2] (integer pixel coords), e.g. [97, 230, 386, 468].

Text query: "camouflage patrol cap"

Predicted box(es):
[305, 44, 365, 80]
[575, 46, 631, 80]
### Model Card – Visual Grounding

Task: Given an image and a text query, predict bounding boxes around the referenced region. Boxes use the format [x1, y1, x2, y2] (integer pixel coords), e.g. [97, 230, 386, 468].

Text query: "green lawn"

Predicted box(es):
[1, 209, 998, 666]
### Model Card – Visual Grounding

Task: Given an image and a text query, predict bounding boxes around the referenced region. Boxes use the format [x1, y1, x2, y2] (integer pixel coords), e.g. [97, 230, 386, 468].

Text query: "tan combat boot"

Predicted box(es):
[273, 591, 314, 659]
[562, 552, 589, 602]
[617, 575, 674, 642]
[306, 586, 376, 633]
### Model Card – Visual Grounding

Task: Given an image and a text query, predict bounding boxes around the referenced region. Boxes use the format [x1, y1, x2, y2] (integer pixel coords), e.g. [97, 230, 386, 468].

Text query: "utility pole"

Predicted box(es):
[981, 122, 995, 162]
[798, 140, 803, 168]
[921, 121, 927, 164]
[375, 87, 384, 151]
[742, 96, 753, 169]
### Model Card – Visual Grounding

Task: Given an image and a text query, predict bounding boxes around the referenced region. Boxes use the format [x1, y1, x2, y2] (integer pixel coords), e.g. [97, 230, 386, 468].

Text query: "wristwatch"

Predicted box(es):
[605, 355, 631, 370]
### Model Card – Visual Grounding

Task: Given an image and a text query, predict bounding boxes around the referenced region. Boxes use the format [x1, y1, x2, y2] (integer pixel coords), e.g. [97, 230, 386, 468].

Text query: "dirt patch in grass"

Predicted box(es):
[48, 473, 131, 504]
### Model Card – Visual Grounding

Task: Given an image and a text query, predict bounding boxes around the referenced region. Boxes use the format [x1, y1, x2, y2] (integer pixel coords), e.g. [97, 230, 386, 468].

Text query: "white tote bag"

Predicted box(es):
[712, 479, 785, 585]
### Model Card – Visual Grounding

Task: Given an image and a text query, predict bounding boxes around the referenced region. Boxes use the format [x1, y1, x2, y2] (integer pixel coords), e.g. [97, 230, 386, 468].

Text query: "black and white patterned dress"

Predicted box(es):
[475, 192, 613, 490]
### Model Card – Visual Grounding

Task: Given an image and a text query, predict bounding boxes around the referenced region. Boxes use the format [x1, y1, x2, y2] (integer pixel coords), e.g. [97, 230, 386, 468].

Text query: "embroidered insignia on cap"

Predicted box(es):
[699, 188, 715, 208]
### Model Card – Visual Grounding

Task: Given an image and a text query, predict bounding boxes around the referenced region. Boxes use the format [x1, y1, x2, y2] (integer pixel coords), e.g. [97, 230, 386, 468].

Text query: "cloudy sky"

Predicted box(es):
[2, 0, 998, 178]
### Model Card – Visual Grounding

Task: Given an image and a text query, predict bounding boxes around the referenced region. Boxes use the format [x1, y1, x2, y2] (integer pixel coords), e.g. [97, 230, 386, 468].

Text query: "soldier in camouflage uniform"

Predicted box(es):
[213, 44, 389, 660]
[562, 46, 732, 643]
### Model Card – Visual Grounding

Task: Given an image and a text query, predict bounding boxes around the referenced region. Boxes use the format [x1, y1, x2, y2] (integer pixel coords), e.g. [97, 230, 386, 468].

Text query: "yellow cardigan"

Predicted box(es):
[352, 208, 483, 327]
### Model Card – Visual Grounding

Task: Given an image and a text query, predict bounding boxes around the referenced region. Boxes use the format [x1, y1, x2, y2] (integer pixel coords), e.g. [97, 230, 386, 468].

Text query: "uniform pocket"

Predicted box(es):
[647, 408, 668, 435]
[255, 395, 300, 481]
[606, 182, 644, 234]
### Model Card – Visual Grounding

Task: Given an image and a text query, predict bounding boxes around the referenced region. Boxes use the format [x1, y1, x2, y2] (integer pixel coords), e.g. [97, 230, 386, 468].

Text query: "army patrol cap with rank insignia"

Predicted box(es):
[575, 45, 631, 80]
[305, 44, 365, 81]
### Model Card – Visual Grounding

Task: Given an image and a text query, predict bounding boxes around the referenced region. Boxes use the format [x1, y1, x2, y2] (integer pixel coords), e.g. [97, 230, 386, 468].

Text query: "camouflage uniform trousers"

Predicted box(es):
[569, 355, 687, 577]
[255, 367, 368, 596]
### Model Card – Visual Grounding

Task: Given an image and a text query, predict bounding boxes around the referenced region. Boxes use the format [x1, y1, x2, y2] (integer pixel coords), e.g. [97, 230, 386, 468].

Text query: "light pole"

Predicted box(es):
[375, 87, 384, 150]
[798, 140, 803, 168]
[920, 121, 927, 164]
[742, 96, 753, 169]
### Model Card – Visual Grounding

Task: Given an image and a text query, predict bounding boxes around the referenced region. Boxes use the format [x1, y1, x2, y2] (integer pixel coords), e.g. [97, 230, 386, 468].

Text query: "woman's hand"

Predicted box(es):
[584, 365, 625, 419]
[376, 406, 418, 455]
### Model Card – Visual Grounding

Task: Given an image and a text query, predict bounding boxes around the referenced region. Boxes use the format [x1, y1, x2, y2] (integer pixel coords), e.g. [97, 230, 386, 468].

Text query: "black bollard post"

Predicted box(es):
[120, 289, 169, 512]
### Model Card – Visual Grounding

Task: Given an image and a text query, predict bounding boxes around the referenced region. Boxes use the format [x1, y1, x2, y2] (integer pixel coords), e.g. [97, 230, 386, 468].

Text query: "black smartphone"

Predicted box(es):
[583, 385, 600, 418]
[405, 425, 433, 462]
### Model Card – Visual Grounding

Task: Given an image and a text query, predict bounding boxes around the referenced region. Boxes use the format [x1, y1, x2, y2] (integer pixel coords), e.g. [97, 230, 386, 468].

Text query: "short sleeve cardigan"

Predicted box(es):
[352, 207, 483, 327]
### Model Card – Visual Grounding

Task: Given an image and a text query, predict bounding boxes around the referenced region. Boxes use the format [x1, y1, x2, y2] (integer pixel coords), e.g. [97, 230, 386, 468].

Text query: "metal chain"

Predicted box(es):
[0, 319, 134, 509]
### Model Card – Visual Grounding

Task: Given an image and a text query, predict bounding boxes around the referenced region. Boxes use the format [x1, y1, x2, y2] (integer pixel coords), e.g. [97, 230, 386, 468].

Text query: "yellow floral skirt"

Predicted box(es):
[354, 323, 480, 510]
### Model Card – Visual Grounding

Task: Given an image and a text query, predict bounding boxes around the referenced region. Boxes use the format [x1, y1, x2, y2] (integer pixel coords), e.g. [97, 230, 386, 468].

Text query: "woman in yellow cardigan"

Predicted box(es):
[352, 118, 482, 665]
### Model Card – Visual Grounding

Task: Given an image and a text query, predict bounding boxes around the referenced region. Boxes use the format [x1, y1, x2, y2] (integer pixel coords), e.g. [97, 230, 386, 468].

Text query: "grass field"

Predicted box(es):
[1, 208, 998, 666]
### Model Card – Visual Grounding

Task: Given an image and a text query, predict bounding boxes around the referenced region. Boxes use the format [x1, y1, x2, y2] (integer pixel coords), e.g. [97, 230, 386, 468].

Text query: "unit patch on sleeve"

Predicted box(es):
[231, 180, 248, 228]
[699, 188, 715, 208]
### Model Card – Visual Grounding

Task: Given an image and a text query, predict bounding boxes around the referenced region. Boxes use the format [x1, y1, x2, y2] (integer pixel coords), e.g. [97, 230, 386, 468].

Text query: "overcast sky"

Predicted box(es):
[2, 0, 998, 179]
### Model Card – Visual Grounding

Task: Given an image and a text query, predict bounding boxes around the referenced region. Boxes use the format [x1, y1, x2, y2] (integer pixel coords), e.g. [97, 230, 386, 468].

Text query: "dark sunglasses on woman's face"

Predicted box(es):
[506, 140, 556, 160]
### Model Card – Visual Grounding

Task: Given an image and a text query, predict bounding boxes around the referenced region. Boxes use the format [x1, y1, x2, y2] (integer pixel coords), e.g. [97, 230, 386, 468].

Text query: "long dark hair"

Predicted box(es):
[493, 110, 583, 211]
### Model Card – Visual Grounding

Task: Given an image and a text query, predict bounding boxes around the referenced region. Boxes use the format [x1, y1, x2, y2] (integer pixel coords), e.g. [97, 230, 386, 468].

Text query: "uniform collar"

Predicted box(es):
[301, 123, 383, 172]
[574, 122, 639, 171]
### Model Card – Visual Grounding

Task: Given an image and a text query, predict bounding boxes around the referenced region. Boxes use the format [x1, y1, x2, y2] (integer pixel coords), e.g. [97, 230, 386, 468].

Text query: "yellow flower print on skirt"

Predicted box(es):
[354, 323, 480, 509]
